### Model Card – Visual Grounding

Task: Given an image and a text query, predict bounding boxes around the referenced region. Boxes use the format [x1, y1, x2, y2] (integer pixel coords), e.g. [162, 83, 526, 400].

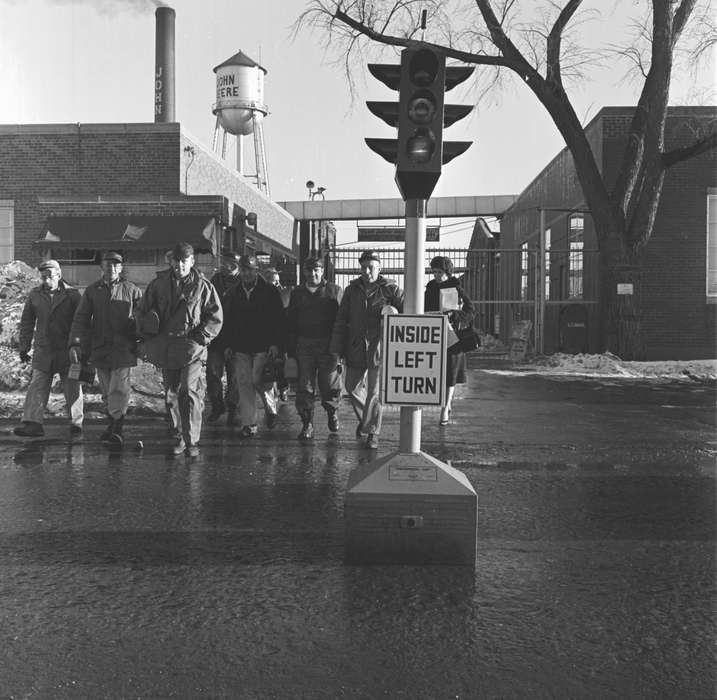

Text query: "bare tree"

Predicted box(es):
[296, 0, 716, 359]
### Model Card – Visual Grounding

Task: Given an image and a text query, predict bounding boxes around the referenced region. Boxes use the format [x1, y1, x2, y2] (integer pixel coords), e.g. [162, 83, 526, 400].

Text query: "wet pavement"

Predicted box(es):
[0, 365, 714, 699]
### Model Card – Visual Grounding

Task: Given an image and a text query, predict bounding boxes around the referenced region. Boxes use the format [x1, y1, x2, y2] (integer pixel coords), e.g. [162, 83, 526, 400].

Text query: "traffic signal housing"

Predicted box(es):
[365, 46, 474, 201]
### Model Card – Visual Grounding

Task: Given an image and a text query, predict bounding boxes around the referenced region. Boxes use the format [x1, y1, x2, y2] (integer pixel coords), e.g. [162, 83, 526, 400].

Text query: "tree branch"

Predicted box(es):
[546, 0, 583, 87]
[333, 8, 512, 66]
[662, 130, 717, 167]
[672, 0, 698, 47]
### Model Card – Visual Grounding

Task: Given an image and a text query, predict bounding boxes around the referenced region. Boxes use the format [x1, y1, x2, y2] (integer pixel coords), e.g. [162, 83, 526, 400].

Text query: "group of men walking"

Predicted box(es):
[14, 244, 405, 454]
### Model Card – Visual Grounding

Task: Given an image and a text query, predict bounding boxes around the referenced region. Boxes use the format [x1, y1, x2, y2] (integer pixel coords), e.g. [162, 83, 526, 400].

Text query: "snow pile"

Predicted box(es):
[0, 261, 40, 389]
[514, 352, 717, 382]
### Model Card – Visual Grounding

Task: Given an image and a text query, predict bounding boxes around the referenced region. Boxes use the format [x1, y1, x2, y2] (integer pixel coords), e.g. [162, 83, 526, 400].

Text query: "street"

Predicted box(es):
[0, 366, 714, 699]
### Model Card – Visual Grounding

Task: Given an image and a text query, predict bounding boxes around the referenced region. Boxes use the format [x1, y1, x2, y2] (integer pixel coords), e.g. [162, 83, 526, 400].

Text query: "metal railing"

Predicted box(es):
[329, 246, 599, 353]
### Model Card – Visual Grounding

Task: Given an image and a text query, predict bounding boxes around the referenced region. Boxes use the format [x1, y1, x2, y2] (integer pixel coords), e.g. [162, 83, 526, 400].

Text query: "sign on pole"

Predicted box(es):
[382, 314, 447, 406]
[358, 226, 440, 242]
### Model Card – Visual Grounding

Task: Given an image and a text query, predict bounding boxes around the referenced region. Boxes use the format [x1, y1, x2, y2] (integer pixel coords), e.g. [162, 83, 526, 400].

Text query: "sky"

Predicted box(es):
[0, 0, 713, 246]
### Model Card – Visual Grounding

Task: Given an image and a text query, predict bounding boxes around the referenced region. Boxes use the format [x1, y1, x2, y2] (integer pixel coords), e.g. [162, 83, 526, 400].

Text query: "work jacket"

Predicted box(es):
[208, 270, 241, 352]
[225, 274, 285, 354]
[19, 280, 81, 375]
[69, 277, 143, 369]
[286, 280, 342, 356]
[329, 275, 404, 370]
[137, 268, 223, 370]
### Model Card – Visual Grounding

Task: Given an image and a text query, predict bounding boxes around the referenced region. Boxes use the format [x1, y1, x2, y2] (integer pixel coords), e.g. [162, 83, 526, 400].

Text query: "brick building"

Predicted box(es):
[498, 106, 717, 360]
[0, 122, 297, 287]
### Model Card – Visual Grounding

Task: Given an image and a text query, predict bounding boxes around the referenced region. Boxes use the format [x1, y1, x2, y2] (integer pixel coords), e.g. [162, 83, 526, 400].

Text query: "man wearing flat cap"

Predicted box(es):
[137, 241, 223, 457]
[329, 250, 404, 450]
[14, 260, 84, 438]
[286, 256, 343, 440]
[224, 254, 285, 438]
[205, 248, 242, 425]
[69, 251, 143, 445]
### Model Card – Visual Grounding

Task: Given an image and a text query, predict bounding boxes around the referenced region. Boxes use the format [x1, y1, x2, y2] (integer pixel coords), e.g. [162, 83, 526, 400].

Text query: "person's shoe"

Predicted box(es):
[355, 423, 363, 439]
[207, 407, 225, 423]
[226, 409, 237, 427]
[239, 425, 258, 438]
[327, 409, 340, 433]
[186, 444, 200, 458]
[366, 433, 379, 449]
[439, 406, 451, 426]
[171, 437, 186, 455]
[298, 422, 314, 441]
[265, 412, 278, 429]
[69, 424, 83, 437]
[100, 418, 115, 442]
[14, 421, 44, 438]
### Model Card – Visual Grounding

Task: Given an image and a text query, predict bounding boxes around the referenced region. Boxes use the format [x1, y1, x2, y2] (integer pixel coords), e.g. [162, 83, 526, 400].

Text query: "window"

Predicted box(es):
[568, 214, 584, 299]
[520, 242, 529, 301]
[708, 195, 717, 297]
[544, 228, 551, 301]
[51, 248, 97, 264]
[0, 201, 14, 263]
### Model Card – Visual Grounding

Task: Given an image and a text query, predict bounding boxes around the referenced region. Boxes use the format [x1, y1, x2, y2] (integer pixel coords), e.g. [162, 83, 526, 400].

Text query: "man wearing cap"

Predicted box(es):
[329, 250, 404, 449]
[206, 249, 242, 425]
[286, 256, 342, 440]
[224, 254, 284, 438]
[14, 260, 84, 438]
[137, 242, 223, 457]
[69, 251, 143, 445]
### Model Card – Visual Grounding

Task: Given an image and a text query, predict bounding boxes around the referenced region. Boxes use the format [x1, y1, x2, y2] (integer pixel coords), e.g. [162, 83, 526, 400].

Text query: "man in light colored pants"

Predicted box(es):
[14, 259, 84, 438]
[232, 351, 277, 435]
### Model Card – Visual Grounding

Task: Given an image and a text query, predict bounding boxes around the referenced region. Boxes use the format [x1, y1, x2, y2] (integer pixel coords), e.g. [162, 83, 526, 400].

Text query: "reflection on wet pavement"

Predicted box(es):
[0, 370, 714, 698]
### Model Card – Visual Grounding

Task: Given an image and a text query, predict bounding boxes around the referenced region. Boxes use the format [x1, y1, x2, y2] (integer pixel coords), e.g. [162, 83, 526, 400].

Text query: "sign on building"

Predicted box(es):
[382, 314, 447, 406]
[358, 226, 440, 242]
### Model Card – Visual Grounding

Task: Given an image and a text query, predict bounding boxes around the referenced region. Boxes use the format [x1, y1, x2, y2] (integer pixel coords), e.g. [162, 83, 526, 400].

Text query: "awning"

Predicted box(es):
[35, 216, 221, 254]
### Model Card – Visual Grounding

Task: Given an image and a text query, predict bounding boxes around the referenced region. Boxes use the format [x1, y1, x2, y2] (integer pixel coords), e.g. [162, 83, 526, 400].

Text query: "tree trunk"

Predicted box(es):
[600, 231, 646, 360]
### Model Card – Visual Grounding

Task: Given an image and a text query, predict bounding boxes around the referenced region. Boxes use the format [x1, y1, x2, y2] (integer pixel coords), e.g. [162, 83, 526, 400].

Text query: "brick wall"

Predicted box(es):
[499, 106, 717, 359]
[0, 122, 297, 269]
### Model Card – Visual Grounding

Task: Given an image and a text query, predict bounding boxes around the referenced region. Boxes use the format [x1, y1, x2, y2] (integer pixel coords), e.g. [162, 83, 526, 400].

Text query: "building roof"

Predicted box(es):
[213, 51, 267, 73]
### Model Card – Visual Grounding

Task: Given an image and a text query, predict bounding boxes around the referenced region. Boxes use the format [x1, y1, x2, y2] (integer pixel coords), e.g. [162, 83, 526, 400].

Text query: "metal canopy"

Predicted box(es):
[277, 195, 518, 221]
[35, 215, 221, 253]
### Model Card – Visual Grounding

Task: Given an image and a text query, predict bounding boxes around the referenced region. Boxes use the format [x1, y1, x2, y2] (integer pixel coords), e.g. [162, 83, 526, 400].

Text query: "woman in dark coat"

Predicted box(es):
[424, 255, 475, 425]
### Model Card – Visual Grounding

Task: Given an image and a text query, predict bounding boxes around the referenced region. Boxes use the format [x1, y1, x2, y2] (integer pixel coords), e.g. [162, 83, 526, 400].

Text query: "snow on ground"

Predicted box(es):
[491, 352, 717, 383]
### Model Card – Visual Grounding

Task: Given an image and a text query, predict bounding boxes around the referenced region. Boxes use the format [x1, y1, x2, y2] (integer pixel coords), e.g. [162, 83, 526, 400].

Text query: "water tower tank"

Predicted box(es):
[212, 51, 267, 136]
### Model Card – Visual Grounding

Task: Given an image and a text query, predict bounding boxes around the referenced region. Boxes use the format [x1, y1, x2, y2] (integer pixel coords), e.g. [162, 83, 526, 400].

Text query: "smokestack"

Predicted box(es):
[154, 6, 175, 122]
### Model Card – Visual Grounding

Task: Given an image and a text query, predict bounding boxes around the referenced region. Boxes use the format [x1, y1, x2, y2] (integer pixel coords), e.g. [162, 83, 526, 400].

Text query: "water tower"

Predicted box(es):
[212, 51, 270, 197]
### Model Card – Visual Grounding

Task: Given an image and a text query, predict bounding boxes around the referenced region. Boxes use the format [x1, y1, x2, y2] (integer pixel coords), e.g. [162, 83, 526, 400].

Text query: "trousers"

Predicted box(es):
[232, 352, 277, 428]
[206, 346, 238, 412]
[295, 336, 341, 415]
[344, 365, 382, 435]
[22, 367, 83, 427]
[96, 367, 132, 419]
[162, 360, 205, 445]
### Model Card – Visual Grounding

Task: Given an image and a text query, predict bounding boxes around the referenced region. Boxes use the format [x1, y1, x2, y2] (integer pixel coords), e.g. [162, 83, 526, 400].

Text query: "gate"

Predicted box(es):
[329, 246, 599, 354]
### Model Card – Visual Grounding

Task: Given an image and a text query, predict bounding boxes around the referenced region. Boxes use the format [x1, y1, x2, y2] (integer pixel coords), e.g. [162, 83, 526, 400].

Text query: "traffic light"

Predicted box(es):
[365, 46, 474, 201]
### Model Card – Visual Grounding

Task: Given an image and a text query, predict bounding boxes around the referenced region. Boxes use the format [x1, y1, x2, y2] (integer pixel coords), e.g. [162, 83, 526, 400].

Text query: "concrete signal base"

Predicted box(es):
[344, 451, 477, 567]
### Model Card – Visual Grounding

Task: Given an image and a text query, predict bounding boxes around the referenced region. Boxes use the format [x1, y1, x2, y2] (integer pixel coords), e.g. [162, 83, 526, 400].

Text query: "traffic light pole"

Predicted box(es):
[399, 197, 427, 454]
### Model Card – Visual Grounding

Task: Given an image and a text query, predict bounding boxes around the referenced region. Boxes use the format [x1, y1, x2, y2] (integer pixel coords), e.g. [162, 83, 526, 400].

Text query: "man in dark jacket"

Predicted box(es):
[14, 260, 83, 438]
[206, 249, 242, 425]
[226, 254, 284, 438]
[286, 257, 342, 440]
[329, 250, 404, 450]
[69, 251, 142, 445]
[137, 242, 223, 457]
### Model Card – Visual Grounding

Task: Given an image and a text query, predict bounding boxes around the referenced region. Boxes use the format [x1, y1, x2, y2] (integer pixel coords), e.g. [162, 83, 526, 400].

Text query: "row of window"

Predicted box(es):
[521, 214, 584, 301]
